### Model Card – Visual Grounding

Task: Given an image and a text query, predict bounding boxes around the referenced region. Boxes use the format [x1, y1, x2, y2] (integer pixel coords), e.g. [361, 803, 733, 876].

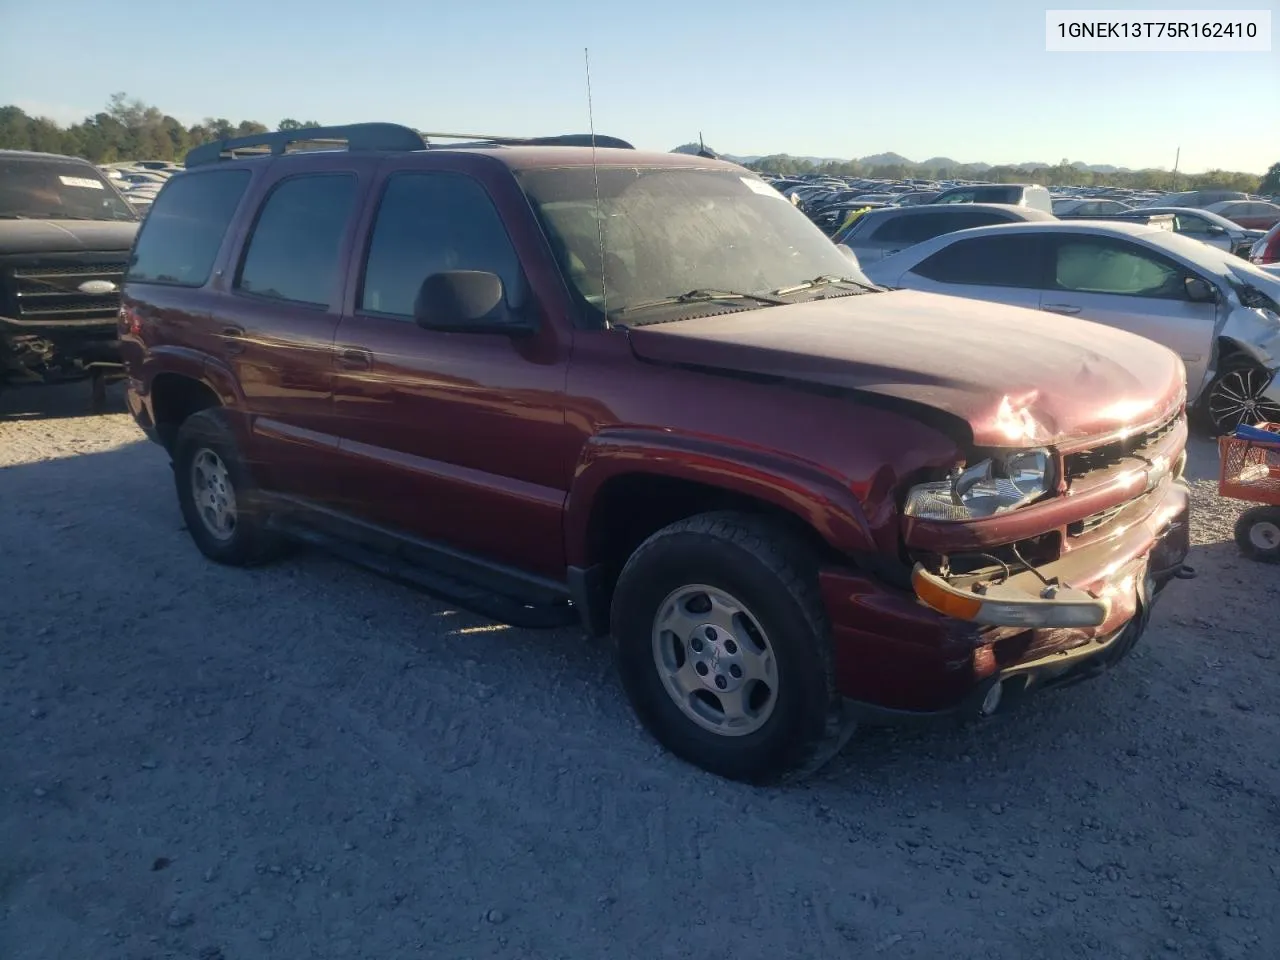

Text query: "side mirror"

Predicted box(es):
[413, 271, 531, 335]
[836, 243, 860, 264]
[1184, 276, 1217, 303]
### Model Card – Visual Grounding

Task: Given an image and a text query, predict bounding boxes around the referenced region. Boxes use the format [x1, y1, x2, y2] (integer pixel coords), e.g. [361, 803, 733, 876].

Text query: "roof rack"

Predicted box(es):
[420, 131, 635, 150]
[185, 123, 427, 167]
[185, 123, 634, 168]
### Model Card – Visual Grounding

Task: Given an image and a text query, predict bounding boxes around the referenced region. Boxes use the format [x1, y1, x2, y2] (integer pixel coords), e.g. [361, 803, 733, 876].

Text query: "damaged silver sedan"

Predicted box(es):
[861, 221, 1280, 432]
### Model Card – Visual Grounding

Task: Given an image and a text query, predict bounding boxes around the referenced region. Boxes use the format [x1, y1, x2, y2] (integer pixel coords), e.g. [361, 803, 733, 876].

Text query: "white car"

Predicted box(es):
[863, 221, 1280, 432]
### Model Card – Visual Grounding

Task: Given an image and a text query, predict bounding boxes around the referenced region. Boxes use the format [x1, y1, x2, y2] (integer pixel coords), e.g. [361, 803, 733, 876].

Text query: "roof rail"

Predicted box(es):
[419, 132, 635, 150]
[184, 123, 636, 168]
[185, 123, 426, 167]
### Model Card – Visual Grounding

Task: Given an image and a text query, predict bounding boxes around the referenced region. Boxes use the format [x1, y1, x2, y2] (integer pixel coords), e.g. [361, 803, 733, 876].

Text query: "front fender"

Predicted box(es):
[564, 427, 877, 567]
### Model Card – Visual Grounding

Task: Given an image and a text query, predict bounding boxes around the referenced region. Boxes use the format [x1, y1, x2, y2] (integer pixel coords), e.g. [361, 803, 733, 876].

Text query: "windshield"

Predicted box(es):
[0, 158, 137, 221]
[517, 166, 874, 321]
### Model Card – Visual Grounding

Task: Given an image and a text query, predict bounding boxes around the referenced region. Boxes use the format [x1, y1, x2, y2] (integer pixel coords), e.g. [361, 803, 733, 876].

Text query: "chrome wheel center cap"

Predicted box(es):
[686, 623, 746, 693]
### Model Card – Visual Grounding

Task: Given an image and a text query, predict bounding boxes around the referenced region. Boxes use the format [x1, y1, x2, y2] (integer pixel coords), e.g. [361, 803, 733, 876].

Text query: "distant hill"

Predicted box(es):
[670, 145, 1144, 175]
[921, 157, 992, 172]
[858, 152, 914, 168]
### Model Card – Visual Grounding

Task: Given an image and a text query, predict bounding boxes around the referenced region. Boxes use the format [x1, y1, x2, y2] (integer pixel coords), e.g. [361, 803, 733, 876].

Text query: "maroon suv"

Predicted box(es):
[120, 124, 1192, 781]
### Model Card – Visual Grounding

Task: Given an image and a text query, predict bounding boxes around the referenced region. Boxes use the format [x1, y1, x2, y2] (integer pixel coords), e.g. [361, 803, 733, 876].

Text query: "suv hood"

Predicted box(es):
[625, 290, 1185, 448]
[0, 219, 138, 255]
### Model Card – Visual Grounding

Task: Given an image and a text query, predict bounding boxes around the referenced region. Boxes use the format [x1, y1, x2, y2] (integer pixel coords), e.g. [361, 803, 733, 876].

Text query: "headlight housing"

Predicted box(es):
[904, 449, 1052, 522]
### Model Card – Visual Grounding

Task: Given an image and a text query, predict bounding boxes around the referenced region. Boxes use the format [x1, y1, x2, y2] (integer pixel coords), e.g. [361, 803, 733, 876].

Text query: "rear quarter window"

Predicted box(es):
[126, 170, 251, 287]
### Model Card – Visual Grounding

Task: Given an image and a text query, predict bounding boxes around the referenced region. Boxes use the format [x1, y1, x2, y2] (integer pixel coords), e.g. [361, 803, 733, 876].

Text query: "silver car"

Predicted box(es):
[863, 221, 1280, 432]
[1051, 198, 1134, 217]
[835, 203, 1054, 264]
[1138, 207, 1264, 256]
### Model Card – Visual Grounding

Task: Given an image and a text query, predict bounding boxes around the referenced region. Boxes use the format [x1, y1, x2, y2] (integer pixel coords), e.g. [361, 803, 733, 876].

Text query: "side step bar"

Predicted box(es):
[264, 498, 578, 630]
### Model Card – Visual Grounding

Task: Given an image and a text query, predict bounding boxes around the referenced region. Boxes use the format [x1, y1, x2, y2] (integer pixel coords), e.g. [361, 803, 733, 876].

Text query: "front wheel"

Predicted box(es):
[1205, 363, 1280, 435]
[611, 512, 844, 782]
[1235, 506, 1280, 563]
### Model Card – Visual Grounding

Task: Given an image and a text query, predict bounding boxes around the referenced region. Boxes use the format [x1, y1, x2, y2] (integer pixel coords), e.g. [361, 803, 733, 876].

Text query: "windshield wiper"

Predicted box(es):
[771, 275, 879, 296]
[614, 288, 789, 317]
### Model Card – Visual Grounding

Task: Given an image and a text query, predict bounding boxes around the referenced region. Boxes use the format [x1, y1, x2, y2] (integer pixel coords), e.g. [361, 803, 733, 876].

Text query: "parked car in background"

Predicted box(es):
[1250, 221, 1280, 266]
[1205, 200, 1280, 231]
[892, 190, 940, 206]
[1139, 206, 1264, 257]
[1141, 189, 1248, 209]
[932, 183, 1053, 213]
[1052, 198, 1133, 217]
[811, 200, 891, 237]
[121, 122, 1193, 780]
[862, 221, 1280, 433]
[0, 150, 138, 390]
[833, 203, 1053, 261]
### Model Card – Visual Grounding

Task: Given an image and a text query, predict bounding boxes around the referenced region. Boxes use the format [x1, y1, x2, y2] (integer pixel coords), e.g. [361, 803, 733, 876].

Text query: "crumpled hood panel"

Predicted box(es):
[626, 290, 1186, 447]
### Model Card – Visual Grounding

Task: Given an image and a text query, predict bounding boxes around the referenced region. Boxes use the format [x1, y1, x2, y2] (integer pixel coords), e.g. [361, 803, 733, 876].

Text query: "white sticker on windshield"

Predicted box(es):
[59, 176, 105, 190]
[740, 177, 786, 199]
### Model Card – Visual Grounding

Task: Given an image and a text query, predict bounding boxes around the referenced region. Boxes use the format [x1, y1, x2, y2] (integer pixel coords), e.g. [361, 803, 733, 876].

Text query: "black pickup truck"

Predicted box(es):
[0, 150, 139, 395]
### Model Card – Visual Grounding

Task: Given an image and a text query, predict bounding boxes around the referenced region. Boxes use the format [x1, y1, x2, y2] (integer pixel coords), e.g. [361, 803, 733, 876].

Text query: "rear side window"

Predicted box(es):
[360, 172, 520, 318]
[236, 174, 357, 307]
[913, 234, 1044, 288]
[127, 170, 250, 286]
[876, 210, 1010, 244]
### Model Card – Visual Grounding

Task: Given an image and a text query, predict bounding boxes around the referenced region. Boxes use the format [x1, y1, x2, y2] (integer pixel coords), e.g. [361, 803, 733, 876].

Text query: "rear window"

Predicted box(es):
[127, 170, 250, 287]
[872, 210, 1006, 245]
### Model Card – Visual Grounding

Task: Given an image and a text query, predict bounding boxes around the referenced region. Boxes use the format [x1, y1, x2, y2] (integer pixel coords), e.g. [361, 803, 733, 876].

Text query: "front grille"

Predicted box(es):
[8, 258, 127, 323]
[14, 262, 128, 277]
[1064, 414, 1181, 482]
[16, 295, 120, 318]
[1067, 504, 1126, 537]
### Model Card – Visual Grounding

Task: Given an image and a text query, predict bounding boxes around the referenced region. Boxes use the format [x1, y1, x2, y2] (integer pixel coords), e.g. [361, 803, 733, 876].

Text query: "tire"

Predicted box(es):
[1204, 362, 1280, 435]
[172, 408, 281, 566]
[1235, 506, 1280, 563]
[611, 511, 845, 782]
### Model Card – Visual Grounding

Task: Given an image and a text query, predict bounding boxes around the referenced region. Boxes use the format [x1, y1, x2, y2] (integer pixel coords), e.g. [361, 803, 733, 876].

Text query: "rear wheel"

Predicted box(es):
[611, 512, 846, 782]
[1235, 506, 1280, 563]
[1205, 363, 1280, 434]
[173, 409, 281, 566]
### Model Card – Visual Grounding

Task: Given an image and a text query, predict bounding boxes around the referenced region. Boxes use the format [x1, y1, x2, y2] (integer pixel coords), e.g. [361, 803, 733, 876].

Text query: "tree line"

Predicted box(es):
[743, 154, 1273, 194]
[2, 96, 1275, 195]
[0, 94, 319, 164]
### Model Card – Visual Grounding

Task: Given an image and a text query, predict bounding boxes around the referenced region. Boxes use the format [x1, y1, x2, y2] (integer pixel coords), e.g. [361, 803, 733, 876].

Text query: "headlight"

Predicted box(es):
[904, 449, 1051, 521]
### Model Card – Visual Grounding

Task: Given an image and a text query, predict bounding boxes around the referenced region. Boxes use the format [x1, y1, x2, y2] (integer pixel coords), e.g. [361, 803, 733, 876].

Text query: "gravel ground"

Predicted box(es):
[2, 382, 1278, 960]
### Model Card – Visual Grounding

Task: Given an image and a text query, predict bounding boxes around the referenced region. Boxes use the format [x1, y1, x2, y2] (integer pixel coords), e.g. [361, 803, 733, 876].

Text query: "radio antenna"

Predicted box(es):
[585, 47, 609, 326]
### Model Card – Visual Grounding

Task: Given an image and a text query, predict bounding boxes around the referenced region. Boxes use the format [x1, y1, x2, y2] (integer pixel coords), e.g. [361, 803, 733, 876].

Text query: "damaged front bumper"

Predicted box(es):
[820, 477, 1191, 716]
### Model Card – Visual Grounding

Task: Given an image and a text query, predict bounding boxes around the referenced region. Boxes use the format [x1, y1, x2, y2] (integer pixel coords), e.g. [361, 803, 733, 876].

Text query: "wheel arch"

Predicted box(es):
[150, 370, 223, 450]
[564, 429, 879, 634]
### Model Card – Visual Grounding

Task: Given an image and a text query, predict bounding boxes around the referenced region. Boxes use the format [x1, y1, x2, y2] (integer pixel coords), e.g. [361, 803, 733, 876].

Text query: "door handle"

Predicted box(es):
[1041, 303, 1082, 315]
[221, 325, 246, 354]
[337, 347, 373, 370]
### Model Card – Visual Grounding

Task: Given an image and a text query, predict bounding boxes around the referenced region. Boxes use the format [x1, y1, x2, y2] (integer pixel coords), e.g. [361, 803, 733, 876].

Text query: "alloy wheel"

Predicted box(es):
[650, 584, 778, 737]
[1208, 367, 1280, 433]
[190, 448, 238, 541]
